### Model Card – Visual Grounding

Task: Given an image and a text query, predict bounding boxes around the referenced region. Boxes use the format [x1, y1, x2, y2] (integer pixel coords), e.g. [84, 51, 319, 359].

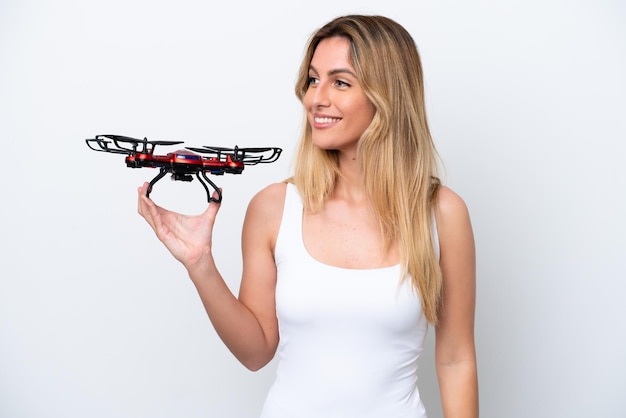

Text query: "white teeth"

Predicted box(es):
[315, 117, 340, 124]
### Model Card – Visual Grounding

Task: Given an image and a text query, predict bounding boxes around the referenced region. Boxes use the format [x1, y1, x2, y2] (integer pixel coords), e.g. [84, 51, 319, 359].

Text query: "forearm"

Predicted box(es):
[437, 360, 479, 418]
[187, 257, 275, 370]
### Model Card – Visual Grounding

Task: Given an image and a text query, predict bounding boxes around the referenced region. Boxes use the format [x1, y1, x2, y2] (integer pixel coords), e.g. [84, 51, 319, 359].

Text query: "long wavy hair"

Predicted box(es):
[291, 15, 443, 324]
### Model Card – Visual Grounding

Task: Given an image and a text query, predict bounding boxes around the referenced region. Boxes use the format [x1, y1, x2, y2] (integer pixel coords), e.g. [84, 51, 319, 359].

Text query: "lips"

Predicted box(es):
[314, 116, 341, 124]
[312, 114, 342, 130]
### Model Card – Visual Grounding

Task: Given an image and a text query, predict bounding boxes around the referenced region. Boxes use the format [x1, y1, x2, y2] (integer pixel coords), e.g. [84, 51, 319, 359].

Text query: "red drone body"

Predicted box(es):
[126, 149, 243, 172]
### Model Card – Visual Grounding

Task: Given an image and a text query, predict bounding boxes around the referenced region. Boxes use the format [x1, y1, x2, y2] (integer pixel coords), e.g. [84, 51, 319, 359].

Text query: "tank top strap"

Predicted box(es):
[283, 183, 303, 238]
[275, 183, 304, 267]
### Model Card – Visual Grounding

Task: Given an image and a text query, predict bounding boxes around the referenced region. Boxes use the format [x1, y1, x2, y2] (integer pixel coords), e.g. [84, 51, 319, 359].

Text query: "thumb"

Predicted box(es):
[204, 188, 223, 218]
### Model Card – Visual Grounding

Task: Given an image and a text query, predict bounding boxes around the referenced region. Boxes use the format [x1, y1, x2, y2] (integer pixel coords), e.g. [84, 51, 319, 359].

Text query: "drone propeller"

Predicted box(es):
[202, 145, 276, 155]
[98, 134, 143, 142]
[237, 147, 275, 153]
[93, 134, 184, 154]
[185, 146, 225, 154]
[98, 134, 184, 146]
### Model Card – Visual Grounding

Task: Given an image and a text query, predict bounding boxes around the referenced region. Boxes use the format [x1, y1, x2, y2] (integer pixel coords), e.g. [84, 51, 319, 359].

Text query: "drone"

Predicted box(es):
[86, 134, 282, 203]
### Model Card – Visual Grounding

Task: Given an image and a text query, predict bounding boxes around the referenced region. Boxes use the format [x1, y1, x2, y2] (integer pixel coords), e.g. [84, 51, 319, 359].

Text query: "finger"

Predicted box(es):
[137, 182, 151, 217]
[204, 189, 223, 218]
[143, 195, 165, 233]
[138, 182, 150, 196]
[137, 184, 163, 233]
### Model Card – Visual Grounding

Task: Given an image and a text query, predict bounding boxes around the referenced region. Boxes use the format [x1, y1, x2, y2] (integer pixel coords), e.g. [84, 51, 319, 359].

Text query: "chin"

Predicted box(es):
[311, 136, 334, 150]
[311, 137, 357, 153]
[312, 141, 335, 150]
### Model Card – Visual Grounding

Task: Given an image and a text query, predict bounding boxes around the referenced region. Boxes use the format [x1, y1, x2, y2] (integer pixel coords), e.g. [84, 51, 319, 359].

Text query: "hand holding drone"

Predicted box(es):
[86, 134, 282, 203]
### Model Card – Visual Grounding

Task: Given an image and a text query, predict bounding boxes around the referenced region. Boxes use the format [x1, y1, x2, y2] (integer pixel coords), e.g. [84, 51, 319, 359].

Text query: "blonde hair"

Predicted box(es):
[292, 15, 442, 324]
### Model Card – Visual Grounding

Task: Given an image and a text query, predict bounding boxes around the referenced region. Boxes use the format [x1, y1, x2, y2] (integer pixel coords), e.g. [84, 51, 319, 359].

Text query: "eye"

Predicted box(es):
[307, 76, 319, 86]
[334, 79, 351, 88]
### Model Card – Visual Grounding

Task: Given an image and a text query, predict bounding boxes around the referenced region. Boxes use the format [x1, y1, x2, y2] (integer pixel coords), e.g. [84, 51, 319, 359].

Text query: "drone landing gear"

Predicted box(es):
[197, 170, 222, 204]
[146, 167, 223, 204]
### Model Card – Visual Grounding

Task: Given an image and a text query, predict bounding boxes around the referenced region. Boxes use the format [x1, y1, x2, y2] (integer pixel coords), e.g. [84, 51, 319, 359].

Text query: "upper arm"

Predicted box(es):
[434, 186, 476, 363]
[237, 182, 286, 356]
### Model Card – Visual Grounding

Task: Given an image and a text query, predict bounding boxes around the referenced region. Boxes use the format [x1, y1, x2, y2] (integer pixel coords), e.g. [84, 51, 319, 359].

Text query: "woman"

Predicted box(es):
[138, 14, 478, 418]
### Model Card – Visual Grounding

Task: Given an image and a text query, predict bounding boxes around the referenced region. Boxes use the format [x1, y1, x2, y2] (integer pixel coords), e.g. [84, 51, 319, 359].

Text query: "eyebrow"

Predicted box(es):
[309, 65, 357, 78]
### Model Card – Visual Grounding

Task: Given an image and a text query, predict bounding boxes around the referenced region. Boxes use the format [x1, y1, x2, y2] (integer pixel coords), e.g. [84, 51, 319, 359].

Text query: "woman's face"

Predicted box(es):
[303, 36, 375, 154]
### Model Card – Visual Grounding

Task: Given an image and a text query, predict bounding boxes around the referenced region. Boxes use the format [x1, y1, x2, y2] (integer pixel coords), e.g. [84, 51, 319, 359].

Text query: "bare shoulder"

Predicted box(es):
[435, 186, 472, 230]
[243, 182, 288, 248]
[434, 186, 474, 251]
[246, 182, 287, 218]
[436, 186, 469, 219]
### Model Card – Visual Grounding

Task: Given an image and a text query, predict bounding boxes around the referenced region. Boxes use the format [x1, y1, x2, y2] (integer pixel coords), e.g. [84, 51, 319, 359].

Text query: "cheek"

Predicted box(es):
[357, 103, 376, 129]
[302, 90, 314, 111]
[364, 99, 376, 118]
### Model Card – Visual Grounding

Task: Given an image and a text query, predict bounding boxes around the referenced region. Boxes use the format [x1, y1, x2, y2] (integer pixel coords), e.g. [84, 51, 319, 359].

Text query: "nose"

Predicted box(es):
[307, 83, 330, 108]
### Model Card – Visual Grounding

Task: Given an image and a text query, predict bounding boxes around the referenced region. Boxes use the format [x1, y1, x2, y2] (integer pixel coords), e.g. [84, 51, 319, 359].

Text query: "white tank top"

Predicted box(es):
[260, 183, 433, 418]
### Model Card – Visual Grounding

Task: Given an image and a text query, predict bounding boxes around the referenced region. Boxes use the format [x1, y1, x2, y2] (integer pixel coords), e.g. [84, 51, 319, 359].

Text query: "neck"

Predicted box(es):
[333, 151, 367, 203]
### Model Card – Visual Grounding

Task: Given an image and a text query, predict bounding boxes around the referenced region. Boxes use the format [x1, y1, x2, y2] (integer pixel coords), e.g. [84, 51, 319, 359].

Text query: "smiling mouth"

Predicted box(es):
[314, 117, 341, 124]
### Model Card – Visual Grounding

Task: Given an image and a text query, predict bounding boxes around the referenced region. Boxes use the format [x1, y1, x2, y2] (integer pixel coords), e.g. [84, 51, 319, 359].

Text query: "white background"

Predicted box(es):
[1, 1, 625, 417]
